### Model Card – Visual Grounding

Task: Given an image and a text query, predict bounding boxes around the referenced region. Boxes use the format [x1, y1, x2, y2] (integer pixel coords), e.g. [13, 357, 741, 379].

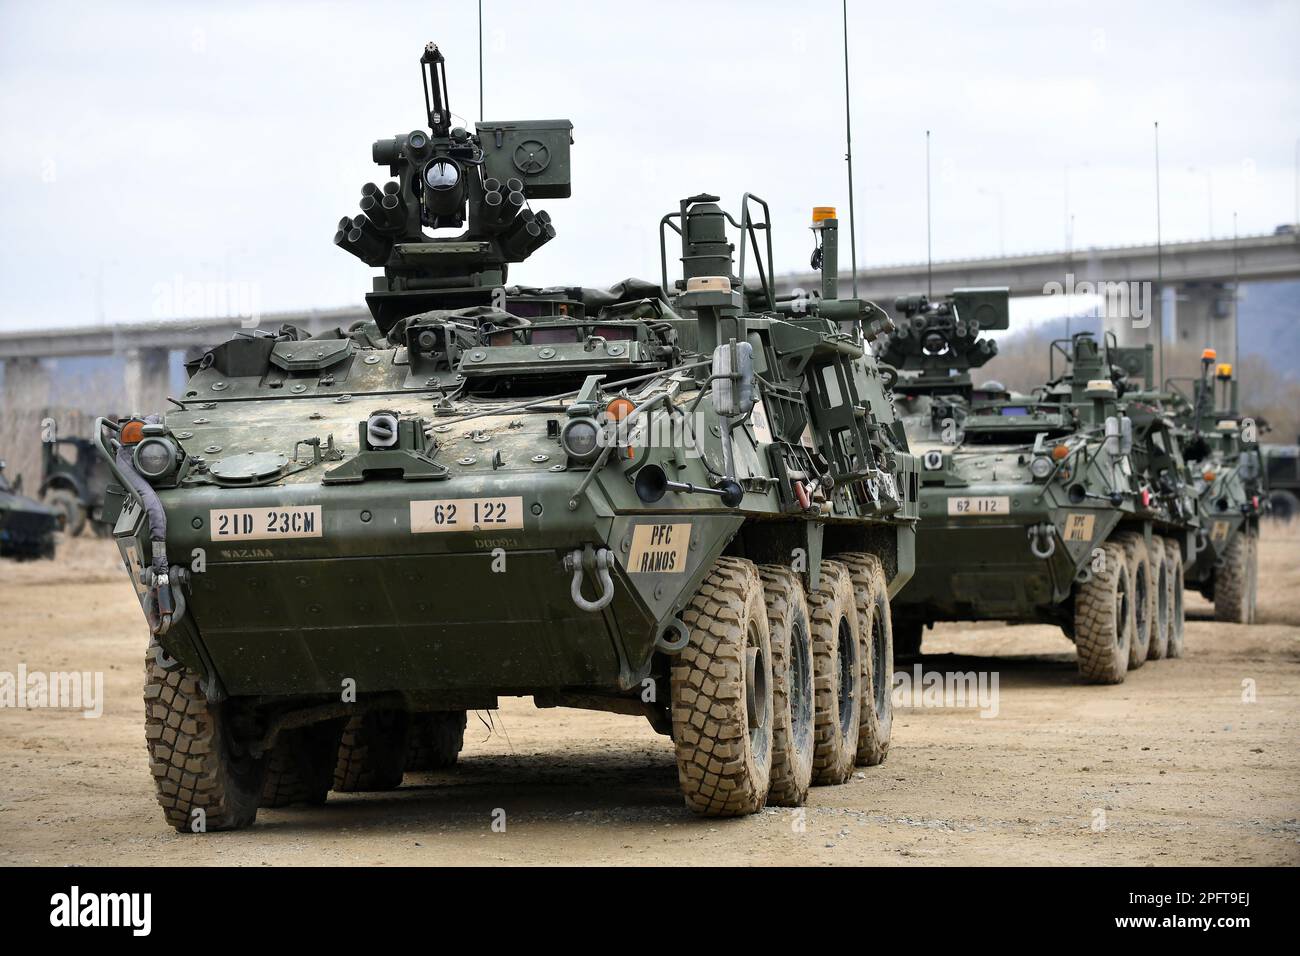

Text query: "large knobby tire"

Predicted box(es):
[671, 556, 774, 816]
[260, 720, 345, 808]
[1147, 536, 1174, 660]
[333, 710, 411, 792]
[1116, 532, 1154, 669]
[757, 565, 815, 808]
[1214, 527, 1258, 624]
[43, 488, 86, 536]
[1162, 537, 1186, 657]
[1073, 539, 1134, 684]
[143, 641, 264, 831]
[806, 560, 862, 785]
[1267, 490, 1299, 522]
[838, 553, 894, 767]
[894, 619, 924, 658]
[406, 711, 467, 772]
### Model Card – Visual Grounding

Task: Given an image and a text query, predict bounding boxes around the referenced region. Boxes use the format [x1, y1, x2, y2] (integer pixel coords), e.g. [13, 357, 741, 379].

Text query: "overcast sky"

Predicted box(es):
[1, 0, 1297, 332]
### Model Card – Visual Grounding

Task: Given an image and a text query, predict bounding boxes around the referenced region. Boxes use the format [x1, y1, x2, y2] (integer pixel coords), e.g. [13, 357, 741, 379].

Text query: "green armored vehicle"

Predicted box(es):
[887, 304, 1195, 683]
[96, 44, 917, 831]
[0, 459, 58, 560]
[1166, 353, 1262, 623]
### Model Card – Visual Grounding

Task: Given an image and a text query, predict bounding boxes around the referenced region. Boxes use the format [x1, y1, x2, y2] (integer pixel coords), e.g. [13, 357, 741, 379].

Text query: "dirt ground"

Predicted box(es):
[2, 527, 1297, 866]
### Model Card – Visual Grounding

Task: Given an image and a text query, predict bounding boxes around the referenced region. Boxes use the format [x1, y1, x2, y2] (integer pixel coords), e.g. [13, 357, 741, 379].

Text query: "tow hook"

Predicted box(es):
[565, 546, 616, 612]
[1027, 523, 1056, 559]
[142, 566, 189, 635]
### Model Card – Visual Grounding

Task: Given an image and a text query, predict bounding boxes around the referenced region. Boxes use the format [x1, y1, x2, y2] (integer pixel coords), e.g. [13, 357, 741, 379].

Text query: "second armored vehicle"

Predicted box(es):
[0, 460, 58, 560]
[886, 299, 1195, 683]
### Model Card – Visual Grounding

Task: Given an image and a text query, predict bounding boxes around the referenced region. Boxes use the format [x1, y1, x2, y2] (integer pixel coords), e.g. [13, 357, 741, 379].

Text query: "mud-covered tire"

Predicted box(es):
[1267, 489, 1299, 522]
[1214, 527, 1258, 624]
[1073, 539, 1134, 684]
[1162, 537, 1186, 657]
[806, 561, 862, 785]
[838, 553, 894, 767]
[1116, 532, 1154, 669]
[406, 711, 467, 772]
[333, 710, 410, 792]
[144, 641, 264, 831]
[757, 565, 815, 808]
[260, 720, 345, 808]
[43, 488, 86, 536]
[671, 556, 773, 816]
[894, 619, 924, 658]
[1147, 536, 1174, 660]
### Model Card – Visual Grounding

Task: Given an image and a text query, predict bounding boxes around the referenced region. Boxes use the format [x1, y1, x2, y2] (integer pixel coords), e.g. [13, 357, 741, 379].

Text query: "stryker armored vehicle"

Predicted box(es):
[886, 309, 1195, 683]
[1165, 352, 1262, 623]
[41, 434, 115, 536]
[0, 459, 58, 560]
[95, 44, 917, 831]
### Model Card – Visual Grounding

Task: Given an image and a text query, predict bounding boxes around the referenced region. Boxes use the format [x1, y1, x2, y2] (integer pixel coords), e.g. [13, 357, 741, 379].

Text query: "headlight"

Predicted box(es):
[1030, 456, 1054, 480]
[133, 436, 179, 481]
[560, 418, 601, 463]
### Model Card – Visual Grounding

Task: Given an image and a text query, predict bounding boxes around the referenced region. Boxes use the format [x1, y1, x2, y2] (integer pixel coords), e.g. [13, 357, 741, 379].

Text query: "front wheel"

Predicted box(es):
[144, 641, 264, 831]
[671, 557, 774, 816]
[1073, 539, 1134, 684]
[1214, 527, 1258, 624]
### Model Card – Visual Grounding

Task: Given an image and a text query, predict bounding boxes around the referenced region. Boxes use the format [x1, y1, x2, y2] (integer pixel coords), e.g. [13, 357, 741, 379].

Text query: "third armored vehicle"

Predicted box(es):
[0, 460, 58, 560]
[96, 44, 917, 830]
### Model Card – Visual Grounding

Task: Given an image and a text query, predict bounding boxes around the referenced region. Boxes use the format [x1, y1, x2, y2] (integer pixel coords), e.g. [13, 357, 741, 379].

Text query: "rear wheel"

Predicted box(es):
[43, 488, 85, 536]
[1162, 538, 1186, 657]
[839, 553, 894, 767]
[1073, 539, 1134, 684]
[670, 557, 774, 816]
[405, 711, 467, 772]
[757, 565, 815, 808]
[260, 720, 344, 808]
[1116, 532, 1154, 669]
[1214, 527, 1258, 624]
[333, 710, 410, 792]
[1147, 537, 1173, 660]
[807, 561, 862, 785]
[144, 641, 264, 831]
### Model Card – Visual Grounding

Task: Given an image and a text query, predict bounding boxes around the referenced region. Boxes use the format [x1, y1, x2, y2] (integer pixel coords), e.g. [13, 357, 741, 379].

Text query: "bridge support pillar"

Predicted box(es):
[123, 347, 171, 416]
[1102, 282, 1163, 353]
[1, 357, 52, 492]
[1173, 281, 1235, 366]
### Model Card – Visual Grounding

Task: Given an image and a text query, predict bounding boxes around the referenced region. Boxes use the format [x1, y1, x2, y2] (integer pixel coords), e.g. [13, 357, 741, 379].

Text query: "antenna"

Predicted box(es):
[478, 0, 484, 122]
[841, 0, 858, 298]
[1154, 121, 1163, 386]
[925, 129, 933, 298]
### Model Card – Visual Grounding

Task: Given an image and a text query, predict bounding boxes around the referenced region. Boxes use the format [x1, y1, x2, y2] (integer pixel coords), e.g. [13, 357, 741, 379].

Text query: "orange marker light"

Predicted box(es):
[606, 397, 635, 422]
[1201, 348, 1217, 362]
[1203, 469, 1216, 482]
[1051, 444, 1070, 461]
[119, 420, 145, 445]
[812, 206, 837, 223]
